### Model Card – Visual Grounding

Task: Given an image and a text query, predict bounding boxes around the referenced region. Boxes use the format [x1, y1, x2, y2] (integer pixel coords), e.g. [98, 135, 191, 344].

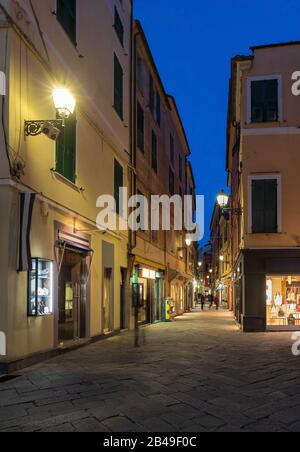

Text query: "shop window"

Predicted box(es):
[56, 112, 77, 183]
[266, 276, 300, 329]
[57, 0, 77, 45]
[28, 259, 53, 317]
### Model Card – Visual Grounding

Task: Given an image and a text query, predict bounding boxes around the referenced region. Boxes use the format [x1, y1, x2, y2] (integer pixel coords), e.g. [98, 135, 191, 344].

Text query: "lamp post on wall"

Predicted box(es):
[24, 88, 76, 139]
[217, 190, 243, 215]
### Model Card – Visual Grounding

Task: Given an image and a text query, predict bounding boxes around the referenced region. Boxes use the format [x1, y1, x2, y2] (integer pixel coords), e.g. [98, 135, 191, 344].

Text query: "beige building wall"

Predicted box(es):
[234, 43, 300, 250]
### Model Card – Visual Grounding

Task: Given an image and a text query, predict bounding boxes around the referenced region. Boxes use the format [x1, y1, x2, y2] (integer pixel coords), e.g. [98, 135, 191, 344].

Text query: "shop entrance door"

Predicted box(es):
[58, 249, 87, 342]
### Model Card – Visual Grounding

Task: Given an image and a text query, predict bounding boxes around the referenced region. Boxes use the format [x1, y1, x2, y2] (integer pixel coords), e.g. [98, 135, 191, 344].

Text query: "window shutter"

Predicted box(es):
[264, 179, 278, 232]
[252, 179, 278, 233]
[156, 93, 161, 126]
[137, 102, 144, 152]
[152, 131, 157, 173]
[56, 113, 76, 183]
[114, 7, 124, 47]
[114, 159, 123, 216]
[149, 75, 155, 113]
[57, 0, 77, 44]
[251, 80, 278, 123]
[114, 54, 123, 119]
[252, 180, 265, 233]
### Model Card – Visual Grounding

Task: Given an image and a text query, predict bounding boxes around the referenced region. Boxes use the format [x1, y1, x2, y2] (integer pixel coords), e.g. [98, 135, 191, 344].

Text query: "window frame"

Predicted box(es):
[247, 75, 283, 125]
[248, 174, 282, 234]
[114, 6, 124, 47]
[151, 130, 158, 173]
[113, 53, 124, 121]
[137, 102, 145, 153]
[56, 0, 77, 46]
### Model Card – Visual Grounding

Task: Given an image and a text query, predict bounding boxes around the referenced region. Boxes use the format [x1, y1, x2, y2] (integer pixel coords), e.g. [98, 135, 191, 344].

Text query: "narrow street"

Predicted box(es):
[0, 309, 299, 432]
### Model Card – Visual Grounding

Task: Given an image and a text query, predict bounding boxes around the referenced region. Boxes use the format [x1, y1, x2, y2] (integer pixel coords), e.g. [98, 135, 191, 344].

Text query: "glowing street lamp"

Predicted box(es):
[25, 88, 76, 139]
[185, 237, 192, 247]
[217, 190, 230, 209]
[53, 88, 76, 119]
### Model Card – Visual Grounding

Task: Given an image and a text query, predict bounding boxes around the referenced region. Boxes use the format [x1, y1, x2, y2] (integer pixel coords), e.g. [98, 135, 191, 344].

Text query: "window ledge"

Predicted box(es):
[51, 169, 83, 193]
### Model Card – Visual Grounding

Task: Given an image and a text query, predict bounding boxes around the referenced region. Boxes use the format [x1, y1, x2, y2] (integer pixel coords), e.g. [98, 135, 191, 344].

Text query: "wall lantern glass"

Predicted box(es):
[185, 238, 192, 247]
[217, 190, 229, 209]
[53, 88, 76, 119]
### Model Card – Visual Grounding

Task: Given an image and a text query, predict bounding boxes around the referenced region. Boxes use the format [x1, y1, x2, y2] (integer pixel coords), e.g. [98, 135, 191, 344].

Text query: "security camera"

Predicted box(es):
[41, 121, 61, 141]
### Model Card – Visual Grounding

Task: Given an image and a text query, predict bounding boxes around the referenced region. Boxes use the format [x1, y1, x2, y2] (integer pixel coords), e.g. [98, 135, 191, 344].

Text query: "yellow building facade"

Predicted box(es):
[0, 0, 132, 368]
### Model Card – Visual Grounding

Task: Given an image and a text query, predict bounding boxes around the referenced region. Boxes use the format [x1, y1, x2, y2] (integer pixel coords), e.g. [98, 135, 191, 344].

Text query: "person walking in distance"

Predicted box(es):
[214, 294, 220, 311]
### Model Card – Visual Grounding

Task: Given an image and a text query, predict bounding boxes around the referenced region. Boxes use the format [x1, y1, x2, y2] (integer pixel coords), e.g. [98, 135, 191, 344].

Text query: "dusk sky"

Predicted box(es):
[134, 0, 300, 244]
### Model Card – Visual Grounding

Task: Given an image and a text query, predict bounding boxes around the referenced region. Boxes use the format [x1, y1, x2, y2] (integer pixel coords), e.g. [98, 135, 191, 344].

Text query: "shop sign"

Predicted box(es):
[141, 268, 156, 280]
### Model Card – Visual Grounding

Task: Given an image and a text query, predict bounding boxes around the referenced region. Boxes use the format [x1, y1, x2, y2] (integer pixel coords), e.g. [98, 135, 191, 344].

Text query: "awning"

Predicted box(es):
[54, 230, 94, 278]
[18, 193, 36, 272]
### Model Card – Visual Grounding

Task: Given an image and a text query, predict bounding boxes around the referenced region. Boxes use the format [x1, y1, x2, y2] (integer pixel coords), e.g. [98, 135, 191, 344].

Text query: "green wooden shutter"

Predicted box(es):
[149, 75, 154, 113]
[251, 80, 278, 123]
[152, 131, 157, 173]
[114, 54, 123, 119]
[57, 0, 77, 44]
[252, 179, 277, 233]
[137, 102, 144, 152]
[264, 179, 278, 232]
[56, 113, 76, 183]
[114, 7, 124, 47]
[114, 159, 123, 216]
[156, 93, 161, 126]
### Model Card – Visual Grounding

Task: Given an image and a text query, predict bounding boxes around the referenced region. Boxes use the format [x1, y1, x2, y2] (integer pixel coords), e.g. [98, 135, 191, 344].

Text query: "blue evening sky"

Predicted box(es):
[134, 0, 300, 244]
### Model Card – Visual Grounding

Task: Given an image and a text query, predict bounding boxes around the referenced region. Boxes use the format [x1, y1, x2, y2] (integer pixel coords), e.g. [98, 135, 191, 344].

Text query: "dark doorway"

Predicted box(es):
[58, 248, 88, 342]
[120, 268, 127, 330]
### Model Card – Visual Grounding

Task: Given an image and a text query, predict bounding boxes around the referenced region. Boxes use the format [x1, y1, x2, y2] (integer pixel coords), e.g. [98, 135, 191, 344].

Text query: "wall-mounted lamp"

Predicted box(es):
[185, 238, 192, 247]
[217, 190, 242, 215]
[25, 88, 76, 140]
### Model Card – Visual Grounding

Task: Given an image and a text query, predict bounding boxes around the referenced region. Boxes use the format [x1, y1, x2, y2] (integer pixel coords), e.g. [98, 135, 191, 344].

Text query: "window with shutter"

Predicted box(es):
[114, 7, 124, 47]
[251, 79, 279, 123]
[170, 134, 174, 166]
[57, 0, 77, 45]
[252, 179, 278, 233]
[152, 131, 157, 173]
[114, 159, 123, 216]
[156, 93, 161, 126]
[179, 154, 182, 181]
[114, 54, 123, 120]
[149, 75, 155, 113]
[137, 103, 144, 152]
[56, 112, 76, 183]
[169, 167, 175, 195]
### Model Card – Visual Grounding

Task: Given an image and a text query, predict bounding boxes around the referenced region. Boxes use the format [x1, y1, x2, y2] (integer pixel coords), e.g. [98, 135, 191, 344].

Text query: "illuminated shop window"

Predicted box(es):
[266, 275, 300, 329]
[28, 259, 53, 317]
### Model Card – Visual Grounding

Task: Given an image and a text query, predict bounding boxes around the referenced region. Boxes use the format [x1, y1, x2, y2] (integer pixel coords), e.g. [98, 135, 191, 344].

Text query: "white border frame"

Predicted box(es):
[247, 75, 283, 125]
[248, 174, 282, 234]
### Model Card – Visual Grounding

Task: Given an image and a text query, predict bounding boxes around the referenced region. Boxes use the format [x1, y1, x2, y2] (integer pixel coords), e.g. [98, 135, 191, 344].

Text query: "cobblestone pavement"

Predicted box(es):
[0, 309, 299, 432]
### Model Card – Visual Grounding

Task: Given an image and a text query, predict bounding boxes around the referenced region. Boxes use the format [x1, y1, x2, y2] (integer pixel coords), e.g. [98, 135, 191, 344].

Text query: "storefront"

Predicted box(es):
[132, 264, 165, 324]
[234, 249, 300, 332]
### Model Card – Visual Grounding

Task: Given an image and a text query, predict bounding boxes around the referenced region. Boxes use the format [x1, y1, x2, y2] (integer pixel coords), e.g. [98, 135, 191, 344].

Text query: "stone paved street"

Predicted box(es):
[0, 309, 300, 432]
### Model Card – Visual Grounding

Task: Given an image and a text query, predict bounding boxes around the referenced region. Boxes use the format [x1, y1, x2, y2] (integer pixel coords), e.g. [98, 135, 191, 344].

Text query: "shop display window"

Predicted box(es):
[28, 259, 53, 317]
[266, 276, 300, 329]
